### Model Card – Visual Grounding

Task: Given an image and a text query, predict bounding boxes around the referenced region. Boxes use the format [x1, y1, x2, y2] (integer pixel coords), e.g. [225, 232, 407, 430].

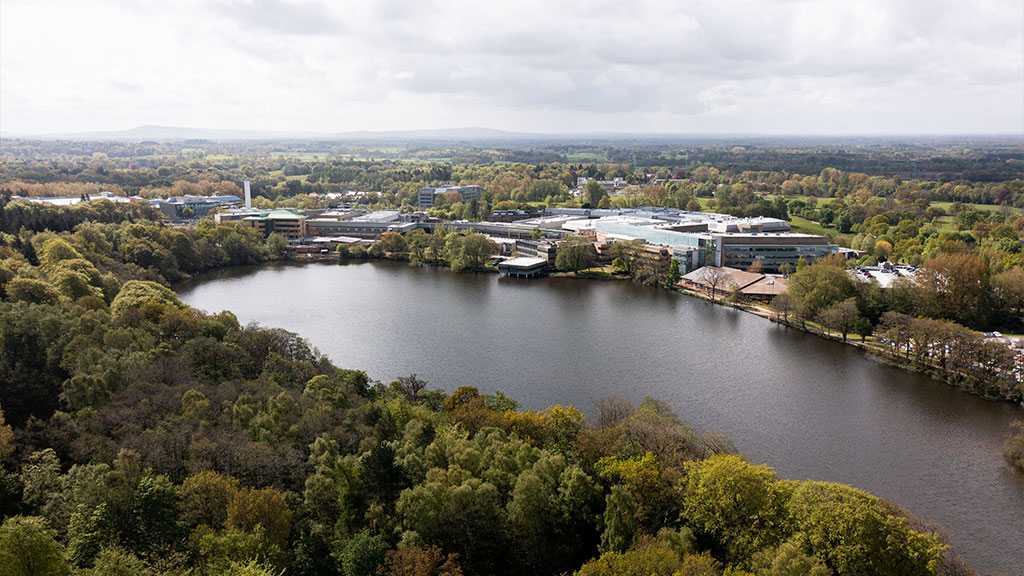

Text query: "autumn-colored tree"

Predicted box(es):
[180, 471, 241, 529]
[379, 546, 463, 576]
[226, 487, 292, 549]
[916, 252, 988, 326]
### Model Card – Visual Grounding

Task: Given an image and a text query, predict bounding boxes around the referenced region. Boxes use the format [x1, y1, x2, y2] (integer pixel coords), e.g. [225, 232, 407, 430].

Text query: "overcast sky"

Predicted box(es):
[2, 0, 1022, 135]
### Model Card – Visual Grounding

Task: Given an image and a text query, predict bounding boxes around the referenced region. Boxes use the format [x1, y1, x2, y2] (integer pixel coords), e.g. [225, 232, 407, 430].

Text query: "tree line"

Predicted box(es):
[769, 256, 1022, 401]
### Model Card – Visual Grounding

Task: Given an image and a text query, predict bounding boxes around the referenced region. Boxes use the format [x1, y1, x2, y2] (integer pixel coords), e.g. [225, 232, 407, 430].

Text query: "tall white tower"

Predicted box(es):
[244, 180, 252, 209]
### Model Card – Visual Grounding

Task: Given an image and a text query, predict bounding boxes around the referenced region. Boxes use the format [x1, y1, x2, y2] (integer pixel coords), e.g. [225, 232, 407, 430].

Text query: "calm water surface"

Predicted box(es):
[177, 261, 1024, 574]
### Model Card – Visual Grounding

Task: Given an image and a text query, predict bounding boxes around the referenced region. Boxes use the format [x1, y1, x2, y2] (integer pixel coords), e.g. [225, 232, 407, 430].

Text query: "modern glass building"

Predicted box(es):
[589, 217, 835, 272]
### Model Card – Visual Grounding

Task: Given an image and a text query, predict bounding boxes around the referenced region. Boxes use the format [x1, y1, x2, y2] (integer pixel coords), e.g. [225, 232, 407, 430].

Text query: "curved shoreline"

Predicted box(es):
[180, 255, 1021, 407]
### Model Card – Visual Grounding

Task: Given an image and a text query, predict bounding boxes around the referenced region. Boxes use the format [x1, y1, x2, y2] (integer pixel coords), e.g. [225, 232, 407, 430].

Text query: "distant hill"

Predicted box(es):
[1, 125, 556, 142]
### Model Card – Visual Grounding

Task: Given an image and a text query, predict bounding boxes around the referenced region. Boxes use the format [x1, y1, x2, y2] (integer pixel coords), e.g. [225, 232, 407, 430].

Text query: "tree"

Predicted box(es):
[338, 530, 388, 576]
[820, 298, 860, 342]
[109, 280, 184, 316]
[675, 552, 723, 576]
[226, 487, 292, 550]
[916, 253, 988, 326]
[0, 516, 71, 576]
[679, 455, 790, 565]
[992, 267, 1024, 329]
[134, 472, 181, 553]
[770, 292, 794, 324]
[576, 537, 683, 576]
[447, 232, 495, 273]
[585, 180, 606, 207]
[87, 546, 153, 576]
[786, 481, 945, 576]
[406, 229, 430, 264]
[38, 237, 82, 267]
[5, 278, 62, 305]
[696, 267, 729, 301]
[265, 233, 288, 259]
[666, 259, 681, 286]
[556, 236, 596, 274]
[180, 471, 240, 529]
[0, 406, 14, 465]
[379, 231, 407, 256]
[753, 540, 829, 576]
[785, 262, 855, 320]
[609, 240, 644, 276]
[599, 485, 637, 553]
[379, 546, 463, 576]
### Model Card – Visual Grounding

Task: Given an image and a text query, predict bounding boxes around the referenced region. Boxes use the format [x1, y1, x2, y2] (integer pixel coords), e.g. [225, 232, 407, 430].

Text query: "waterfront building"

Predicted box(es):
[515, 239, 558, 266]
[497, 257, 548, 278]
[306, 210, 402, 239]
[541, 207, 834, 273]
[242, 208, 308, 239]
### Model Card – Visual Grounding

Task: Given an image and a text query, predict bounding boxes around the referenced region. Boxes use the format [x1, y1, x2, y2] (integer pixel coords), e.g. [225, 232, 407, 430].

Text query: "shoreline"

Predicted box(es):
[185, 254, 1022, 406]
[668, 283, 1023, 406]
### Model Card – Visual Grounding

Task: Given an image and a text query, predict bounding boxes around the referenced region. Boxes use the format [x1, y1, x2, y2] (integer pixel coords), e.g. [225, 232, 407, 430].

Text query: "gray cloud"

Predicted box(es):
[1, 0, 1020, 134]
[212, 0, 341, 35]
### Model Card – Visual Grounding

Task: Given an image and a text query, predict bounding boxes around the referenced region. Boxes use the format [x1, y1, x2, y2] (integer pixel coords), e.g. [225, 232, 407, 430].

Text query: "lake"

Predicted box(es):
[177, 260, 1024, 574]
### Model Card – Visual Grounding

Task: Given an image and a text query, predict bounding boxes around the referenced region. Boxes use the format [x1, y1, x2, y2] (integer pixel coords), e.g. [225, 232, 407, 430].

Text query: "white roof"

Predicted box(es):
[499, 257, 547, 268]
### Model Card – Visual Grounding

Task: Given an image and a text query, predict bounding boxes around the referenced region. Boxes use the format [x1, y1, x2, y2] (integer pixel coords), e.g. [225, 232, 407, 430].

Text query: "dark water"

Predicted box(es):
[177, 260, 1024, 574]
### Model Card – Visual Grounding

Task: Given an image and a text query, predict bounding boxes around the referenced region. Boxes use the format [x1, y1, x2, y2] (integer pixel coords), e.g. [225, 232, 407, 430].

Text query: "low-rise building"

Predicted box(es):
[515, 239, 558, 266]
[740, 276, 789, 301]
[680, 266, 790, 301]
[546, 208, 834, 273]
[242, 209, 308, 239]
[497, 257, 548, 278]
[417, 185, 484, 210]
[16, 191, 136, 206]
[306, 210, 401, 239]
[153, 195, 241, 218]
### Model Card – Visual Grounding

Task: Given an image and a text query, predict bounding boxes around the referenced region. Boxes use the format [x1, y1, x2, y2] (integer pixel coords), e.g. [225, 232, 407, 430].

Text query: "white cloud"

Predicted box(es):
[1, 0, 1021, 134]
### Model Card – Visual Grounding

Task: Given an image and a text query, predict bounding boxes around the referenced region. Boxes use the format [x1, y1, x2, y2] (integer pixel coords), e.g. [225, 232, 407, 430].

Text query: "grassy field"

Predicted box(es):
[930, 201, 1019, 215]
[787, 215, 832, 236]
[565, 152, 608, 162]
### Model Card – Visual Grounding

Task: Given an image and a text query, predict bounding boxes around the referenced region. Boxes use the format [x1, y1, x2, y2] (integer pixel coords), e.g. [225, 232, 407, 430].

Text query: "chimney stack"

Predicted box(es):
[243, 180, 251, 209]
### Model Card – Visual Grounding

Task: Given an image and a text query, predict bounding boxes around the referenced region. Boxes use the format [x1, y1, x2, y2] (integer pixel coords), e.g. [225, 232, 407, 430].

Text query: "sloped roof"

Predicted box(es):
[680, 266, 764, 290]
[740, 276, 789, 296]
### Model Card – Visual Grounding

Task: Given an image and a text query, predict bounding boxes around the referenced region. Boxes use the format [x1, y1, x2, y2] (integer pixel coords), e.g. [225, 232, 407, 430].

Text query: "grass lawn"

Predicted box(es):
[930, 201, 1020, 215]
[787, 215, 832, 236]
[565, 152, 608, 162]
